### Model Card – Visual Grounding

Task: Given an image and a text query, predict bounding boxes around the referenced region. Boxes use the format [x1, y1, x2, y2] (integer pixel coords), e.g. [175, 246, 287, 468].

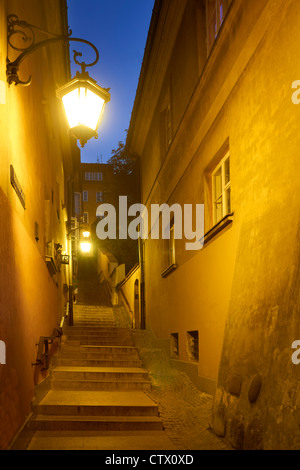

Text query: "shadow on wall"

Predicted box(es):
[0, 188, 60, 450]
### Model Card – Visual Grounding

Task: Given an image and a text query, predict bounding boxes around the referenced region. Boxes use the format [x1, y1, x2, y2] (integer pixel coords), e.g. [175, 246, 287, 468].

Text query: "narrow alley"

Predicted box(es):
[21, 258, 229, 451]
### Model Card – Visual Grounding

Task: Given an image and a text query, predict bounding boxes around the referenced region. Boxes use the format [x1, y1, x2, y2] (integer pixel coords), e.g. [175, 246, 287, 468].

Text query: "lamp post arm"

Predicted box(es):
[67, 225, 80, 237]
[7, 14, 100, 86]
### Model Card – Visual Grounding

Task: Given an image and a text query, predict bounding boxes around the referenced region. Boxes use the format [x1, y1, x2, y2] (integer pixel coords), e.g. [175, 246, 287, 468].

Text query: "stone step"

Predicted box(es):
[64, 327, 128, 333]
[72, 320, 116, 325]
[52, 379, 151, 391]
[65, 329, 130, 334]
[58, 359, 142, 367]
[61, 345, 139, 355]
[59, 351, 140, 361]
[72, 316, 115, 320]
[66, 339, 133, 346]
[28, 415, 163, 432]
[52, 366, 149, 382]
[26, 430, 177, 450]
[32, 390, 158, 417]
[66, 333, 131, 340]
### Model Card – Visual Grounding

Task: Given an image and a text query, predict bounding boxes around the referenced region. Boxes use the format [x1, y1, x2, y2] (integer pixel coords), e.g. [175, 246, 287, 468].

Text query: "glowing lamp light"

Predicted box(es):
[80, 242, 92, 254]
[56, 69, 111, 148]
[82, 231, 91, 238]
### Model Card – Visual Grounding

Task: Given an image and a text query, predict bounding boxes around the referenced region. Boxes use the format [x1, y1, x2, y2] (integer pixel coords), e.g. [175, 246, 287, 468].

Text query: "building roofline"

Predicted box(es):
[126, 0, 163, 151]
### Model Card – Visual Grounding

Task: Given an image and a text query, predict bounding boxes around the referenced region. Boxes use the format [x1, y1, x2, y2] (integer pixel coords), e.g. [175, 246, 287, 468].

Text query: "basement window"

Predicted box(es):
[170, 333, 179, 358]
[186, 331, 199, 362]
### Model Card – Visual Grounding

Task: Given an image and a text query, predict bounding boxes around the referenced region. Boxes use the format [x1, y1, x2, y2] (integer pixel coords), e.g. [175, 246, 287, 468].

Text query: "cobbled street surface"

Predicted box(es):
[111, 309, 232, 451]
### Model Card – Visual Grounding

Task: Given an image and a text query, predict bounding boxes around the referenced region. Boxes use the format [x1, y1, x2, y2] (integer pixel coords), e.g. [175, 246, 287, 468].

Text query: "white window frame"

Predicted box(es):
[85, 172, 93, 181]
[83, 212, 89, 224]
[212, 151, 231, 226]
[82, 190, 88, 202]
[94, 172, 103, 181]
[96, 191, 104, 203]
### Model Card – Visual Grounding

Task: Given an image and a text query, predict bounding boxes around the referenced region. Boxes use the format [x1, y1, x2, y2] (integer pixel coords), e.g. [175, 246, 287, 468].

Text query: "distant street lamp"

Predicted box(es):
[80, 242, 92, 254]
[80, 229, 92, 254]
[6, 15, 110, 148]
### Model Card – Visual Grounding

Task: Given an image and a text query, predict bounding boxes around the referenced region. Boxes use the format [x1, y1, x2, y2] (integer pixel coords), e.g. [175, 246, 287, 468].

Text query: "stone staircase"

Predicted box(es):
[26, 303, 176, 450]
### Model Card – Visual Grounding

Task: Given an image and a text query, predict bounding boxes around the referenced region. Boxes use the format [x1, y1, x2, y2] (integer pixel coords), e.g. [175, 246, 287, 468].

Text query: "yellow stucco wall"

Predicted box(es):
[127, 0, 300, 448]
[0, 0, 76, 449]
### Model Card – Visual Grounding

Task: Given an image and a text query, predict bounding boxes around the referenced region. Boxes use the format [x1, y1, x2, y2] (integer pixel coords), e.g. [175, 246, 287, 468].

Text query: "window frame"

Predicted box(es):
[83, 212, 89, 224]
[94, 172, 103, 181]
[206, 0, 231, 53]
[74, 192, 81, 216]
[161, 217, 177, 278]
[164, 104, 172, 152]
[96, 191, 104, 203]
[211, 151, 231, 226]
[85, 172, 93, 181]
[82, 190, 88, 202]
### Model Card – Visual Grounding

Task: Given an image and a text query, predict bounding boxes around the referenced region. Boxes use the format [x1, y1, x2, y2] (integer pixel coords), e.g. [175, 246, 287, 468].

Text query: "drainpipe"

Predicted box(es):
[139, 237, 146, 330]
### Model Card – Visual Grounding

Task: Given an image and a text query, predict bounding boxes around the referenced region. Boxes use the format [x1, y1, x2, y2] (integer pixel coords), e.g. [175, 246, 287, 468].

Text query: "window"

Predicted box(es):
[85, 172, 94, 181]
[171, 333, 179, 358]
[212, 152, 231, 225]
[163, 104, 172, 152]
[74, 192, 81, 215]
[161, 216, 177, 278]
[187, 331, 199, 362]
[206, 0, 231, 52]
[94, 172, 103, 181]
[83, 212, 89, 224]
[82, 191, 88, 202]
[168, 218, 176, 267]
[96, 191, 104, 202]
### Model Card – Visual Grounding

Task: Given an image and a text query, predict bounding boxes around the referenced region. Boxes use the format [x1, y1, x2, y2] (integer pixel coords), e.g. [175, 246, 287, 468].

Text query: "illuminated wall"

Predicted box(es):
[127, 0, 300, 449]
[0, 0, 78, 449]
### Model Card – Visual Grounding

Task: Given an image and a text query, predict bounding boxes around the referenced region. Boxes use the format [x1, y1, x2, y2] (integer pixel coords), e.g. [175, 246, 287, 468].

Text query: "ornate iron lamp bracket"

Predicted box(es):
[6, 14, 100, 86]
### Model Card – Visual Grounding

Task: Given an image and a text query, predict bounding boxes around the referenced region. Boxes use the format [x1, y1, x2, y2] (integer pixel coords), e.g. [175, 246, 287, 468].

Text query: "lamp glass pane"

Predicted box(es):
[80, 242, 91, 253]
[62, 87, 105, 131]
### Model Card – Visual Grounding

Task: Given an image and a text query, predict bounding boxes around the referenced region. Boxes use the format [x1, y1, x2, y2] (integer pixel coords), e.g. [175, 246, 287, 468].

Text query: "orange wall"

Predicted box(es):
[0, 0, 75, 449]
[0, 189, 60, 449]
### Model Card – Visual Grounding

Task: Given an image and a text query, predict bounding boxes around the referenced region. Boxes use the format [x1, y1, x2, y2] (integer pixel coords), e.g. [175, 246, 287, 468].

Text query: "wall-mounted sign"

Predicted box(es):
[61, 254, 70, 265]
[10, 165, 25, 209]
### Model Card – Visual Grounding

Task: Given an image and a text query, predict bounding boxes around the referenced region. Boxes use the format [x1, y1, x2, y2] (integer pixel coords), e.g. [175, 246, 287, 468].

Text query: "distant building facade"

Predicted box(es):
[75, 163, 115, 230]
[74, 161, 140, 273]
[126, 0, 300, 450]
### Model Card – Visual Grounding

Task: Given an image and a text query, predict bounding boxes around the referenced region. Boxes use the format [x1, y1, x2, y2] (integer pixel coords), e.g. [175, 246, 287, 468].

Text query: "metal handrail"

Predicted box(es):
[32, 327, 63, 371]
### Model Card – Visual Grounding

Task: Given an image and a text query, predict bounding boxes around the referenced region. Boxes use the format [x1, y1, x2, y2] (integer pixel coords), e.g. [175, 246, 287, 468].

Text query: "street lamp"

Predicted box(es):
[80, 242, 92, 254]
[56, 55, 110, 147]
[6, 15, 110, 147]
[80, 229, 92, 254]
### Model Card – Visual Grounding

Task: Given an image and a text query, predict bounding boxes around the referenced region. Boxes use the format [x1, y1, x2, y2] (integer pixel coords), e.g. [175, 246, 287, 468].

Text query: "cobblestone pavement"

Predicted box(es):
[113, 307, 231, 450]
[109, 320, 231, 451]
[145, 370, 230, 450]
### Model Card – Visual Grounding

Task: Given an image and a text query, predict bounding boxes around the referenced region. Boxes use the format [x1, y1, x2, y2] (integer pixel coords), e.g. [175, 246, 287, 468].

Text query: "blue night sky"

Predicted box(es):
[67, 0, 154, 163]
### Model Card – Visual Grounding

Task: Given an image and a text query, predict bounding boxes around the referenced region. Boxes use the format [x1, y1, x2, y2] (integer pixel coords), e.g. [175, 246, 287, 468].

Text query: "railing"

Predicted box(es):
[119, 287, 134, 328]
[32, 326, 63, 371]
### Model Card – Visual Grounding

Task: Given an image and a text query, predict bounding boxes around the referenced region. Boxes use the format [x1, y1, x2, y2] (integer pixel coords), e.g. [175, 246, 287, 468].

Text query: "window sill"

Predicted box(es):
[161, 263, 177, 278]
[203, 213, 234, 245]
